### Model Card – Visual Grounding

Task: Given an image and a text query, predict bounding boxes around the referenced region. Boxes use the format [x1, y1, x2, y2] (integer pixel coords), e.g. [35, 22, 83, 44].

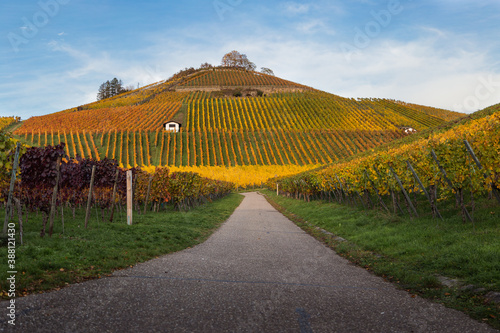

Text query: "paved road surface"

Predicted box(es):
[1, 192, 497, 332]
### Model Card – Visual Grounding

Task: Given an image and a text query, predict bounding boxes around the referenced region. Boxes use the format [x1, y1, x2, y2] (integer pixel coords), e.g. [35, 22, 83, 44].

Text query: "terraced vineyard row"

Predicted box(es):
[19, 129, 403, 167]
[273, 107, 500, 220]
[185, 91, 447, 132]
[16, 92, 447, 136]
[12, 67, 463, 190]
[392, 100, 465, 121]
[369, 99, 447, 129]
[23, 67, 462, 130]
[179, 68, 308, 88]
[15, 92, 188, 134]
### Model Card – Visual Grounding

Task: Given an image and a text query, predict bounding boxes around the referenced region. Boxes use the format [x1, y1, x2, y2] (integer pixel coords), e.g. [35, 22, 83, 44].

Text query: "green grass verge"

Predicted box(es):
[1, 193, 243, 297]
[261, 189, 500, 329]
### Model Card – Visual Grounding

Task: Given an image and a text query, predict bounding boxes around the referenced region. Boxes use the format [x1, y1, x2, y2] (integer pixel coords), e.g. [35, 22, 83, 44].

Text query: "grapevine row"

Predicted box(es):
[15, 92, 188, 134]
[184, 91, 445, 133]
[20, 128, 402, 169]
[179, 68, 309, 88]
[272, 110, 500, 220]
[1, 144, 235, 235]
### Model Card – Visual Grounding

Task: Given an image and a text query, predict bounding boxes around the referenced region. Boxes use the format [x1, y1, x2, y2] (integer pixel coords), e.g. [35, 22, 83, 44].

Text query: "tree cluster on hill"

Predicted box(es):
[260, 67, 274, 76]
[165, 51, 274, 83]
[97, 78, 132, 101]
[200, 62, 213, 69]
[221, 50, 257, 71]
[168, 67, 199, 82]
[221, 51, 274, 76]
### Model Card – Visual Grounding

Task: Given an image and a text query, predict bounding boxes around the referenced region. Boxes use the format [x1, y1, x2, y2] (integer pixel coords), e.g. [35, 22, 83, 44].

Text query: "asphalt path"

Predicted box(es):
[1, 192, 497, 332]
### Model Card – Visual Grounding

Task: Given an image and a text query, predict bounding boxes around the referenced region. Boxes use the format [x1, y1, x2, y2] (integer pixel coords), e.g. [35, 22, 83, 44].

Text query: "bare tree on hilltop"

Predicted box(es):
[200, 62, 213, 69]
[221, 50, 257, 71]
[260, 67, 275, 76]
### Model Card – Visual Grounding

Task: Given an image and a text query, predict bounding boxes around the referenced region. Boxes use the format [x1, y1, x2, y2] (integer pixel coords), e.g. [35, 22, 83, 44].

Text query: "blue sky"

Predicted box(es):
[1, 0, 500, 119]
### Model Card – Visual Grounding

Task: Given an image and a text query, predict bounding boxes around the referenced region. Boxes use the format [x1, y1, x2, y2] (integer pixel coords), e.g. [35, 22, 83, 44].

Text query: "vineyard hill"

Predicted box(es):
[14, 67, 466, 168]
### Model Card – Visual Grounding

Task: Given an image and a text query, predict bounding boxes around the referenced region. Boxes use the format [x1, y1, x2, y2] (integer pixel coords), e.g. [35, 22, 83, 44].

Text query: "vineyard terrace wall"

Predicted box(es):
[175, 86, 311, 94]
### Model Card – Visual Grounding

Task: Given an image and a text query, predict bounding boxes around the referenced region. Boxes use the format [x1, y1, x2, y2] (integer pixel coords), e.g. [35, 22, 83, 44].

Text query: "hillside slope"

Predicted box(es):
[14, 67, 465, 168]
[0, 117, 19, 131]
[275, 102, 500, 199]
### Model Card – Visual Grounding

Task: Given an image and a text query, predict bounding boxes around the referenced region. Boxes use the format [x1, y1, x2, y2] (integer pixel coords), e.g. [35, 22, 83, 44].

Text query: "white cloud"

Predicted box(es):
[284, 3, 311, 15]
[296, 19, 336, 35]
[220, 30, 500, 113]
[4, 23, 499, 119]
[282, 1, 344, 17]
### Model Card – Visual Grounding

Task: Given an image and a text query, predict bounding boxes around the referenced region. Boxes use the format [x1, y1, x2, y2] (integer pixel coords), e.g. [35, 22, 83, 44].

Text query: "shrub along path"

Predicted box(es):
[1, 192, 497, 332]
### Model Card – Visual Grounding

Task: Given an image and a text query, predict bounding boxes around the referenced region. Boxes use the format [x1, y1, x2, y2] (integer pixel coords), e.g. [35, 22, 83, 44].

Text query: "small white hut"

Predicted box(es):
[400, 126, 417, 135]
[163, 121, 181, 132]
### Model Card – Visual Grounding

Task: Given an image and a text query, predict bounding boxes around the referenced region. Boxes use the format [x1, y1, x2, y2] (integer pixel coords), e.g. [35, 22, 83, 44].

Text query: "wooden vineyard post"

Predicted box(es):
[3, 142, 21, 234]
[13, 198, 23, 245]
[275, 174, 278, 196]
[327, 179, 339, 203]
[345, 180, 365, 209]
[143, 175, 153, 214]
[374, 165, 404, 215]
[362, 172, 374, 209]
[127, 170, 133, 225]
[133, 173, 139, 213]
[343, 178, 358, 207]
[363, 169, 390, 213]
[48, 156, 62, 237]
[342, 180, 353, 206]
[355, 190, 367, 209]
[61, 203, 64, 234]
[389, 166, 419, 218]
[334, 174, 347, 205]
[328, 176, 340, 203]
[406, 160, 443, 220]
[431, 150, 473, 223]
[330, 177, 342, 204]
[84, 165, 97, 229]
[464, 140, 500, 204]
[109, 169, 120, 222]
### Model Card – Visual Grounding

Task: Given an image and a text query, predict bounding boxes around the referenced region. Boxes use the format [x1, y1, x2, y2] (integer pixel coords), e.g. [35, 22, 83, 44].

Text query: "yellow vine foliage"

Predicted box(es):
[142, 164, 320, 188]
[15, 92, 187, 134]
[0, 117, 18, 131]
[13, 68, 465, 175]
[184, 91, 448, 133]
[312, 111, 500, 196]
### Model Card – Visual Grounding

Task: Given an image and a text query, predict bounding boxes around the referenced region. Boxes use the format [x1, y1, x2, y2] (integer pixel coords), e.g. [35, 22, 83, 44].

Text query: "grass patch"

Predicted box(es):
[1, 193, 243, 297]
[261, 189, 500, 329]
